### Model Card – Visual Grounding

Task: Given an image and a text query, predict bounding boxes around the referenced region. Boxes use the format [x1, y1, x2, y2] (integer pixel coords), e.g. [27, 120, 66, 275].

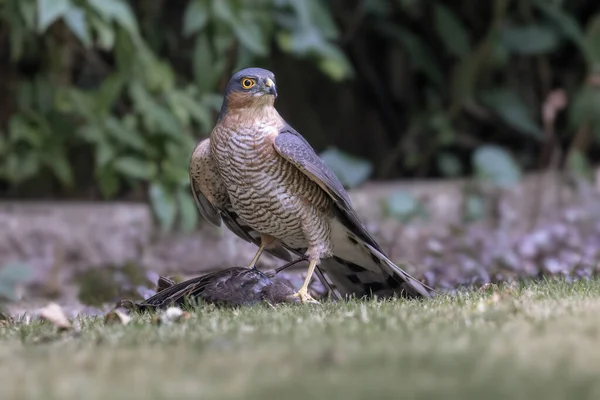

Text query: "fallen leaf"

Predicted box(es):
[155, 307, 191, 325]
[38, 303, 71, 331]
[104, 308, 131, 326]
[478, 283, 499, 293]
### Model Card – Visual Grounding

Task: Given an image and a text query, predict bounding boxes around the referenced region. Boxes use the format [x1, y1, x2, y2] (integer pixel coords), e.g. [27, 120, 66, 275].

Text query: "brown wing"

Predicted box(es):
[189, 138, 226, 227]
[272, 124, 383, 253]
[137, 268, 265, 308]
[190, 138, 293, 261]
[273, 124, 435, 298]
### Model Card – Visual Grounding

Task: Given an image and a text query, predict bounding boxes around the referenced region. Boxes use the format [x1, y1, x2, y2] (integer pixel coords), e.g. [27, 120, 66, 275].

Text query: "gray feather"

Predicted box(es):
[274, 126, 384, 252]
[190, 183, 222, 227]
[273, 125, 434, 298]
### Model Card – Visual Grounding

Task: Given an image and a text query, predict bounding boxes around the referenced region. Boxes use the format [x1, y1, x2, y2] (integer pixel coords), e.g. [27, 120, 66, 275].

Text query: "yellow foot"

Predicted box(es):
[289, 290, 320, 305]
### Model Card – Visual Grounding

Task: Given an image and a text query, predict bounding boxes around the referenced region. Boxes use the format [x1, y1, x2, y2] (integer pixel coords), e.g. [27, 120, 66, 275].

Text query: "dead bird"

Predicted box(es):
[131, 258, 313, 310]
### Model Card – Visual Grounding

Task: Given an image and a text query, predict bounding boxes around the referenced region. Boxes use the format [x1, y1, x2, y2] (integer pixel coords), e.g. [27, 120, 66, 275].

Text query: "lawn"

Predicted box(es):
[3, 280, 600, 399]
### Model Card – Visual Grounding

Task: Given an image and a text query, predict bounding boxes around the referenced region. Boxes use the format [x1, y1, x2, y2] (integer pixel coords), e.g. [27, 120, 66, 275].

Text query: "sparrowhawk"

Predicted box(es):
[190, 67, 433, 303]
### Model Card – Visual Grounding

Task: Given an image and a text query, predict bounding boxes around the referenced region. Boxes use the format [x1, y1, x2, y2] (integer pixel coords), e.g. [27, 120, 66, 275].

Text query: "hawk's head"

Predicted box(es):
[220, 67, 277, 114]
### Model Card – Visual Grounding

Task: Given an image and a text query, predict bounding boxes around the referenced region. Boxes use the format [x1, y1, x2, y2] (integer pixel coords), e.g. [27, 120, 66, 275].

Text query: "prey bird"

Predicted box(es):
[190, 67, 434, 303]
[135, 258, 306, 310]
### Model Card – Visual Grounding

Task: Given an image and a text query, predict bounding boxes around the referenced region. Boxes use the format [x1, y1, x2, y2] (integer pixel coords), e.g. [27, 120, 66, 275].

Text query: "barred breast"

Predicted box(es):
[210, 115, 333, 254]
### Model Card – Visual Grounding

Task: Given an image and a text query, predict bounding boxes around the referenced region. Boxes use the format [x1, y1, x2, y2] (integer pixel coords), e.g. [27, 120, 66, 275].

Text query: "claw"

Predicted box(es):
[290, 290, 320, 304]
[288, 259, 321, 304]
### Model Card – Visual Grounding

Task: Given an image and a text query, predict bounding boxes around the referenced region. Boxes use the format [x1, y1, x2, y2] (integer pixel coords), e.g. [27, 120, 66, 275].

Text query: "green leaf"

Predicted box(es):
[56, 88, 96, 119]
[33, 76, 54, 113]
[183, 0, 209, 37]
[9, 23, 26, 62]
[168, 90, 213, 132]
[317, 44, 354, 81]
[96, 74, 124, 115]
[177, 190, 198, 233]
[3, 152, 40, 183]
[437, 153, 463, 178]
[149, 182, 177, 231]
[162, 161, 190, 187]
[19, 0, 37, 30]
[96, 167, 120, 198]
[113, 157, 157, 180]
[15, 81, 34, 111]
[103, 117, 145, 151]
[319, 147, 373, 189]
[193, 34, 224, 94]
[304, 0, 339, 39]
[63, 6, 91, 46]
[569, 86, 600, 133]
[429, 113, 456, 145]
[90, 14, 116, 50]
[8, 115, 43, 147]
[583, 15, 600, 71]
[94, 140, 115, 167]
[48, 154, 74, 186]
[0, 263, 32, 301]
[501, 24, 561, 55]
[480, 89, 542, 139]
[37, 0, 71, 33]
[377, 23, 443, 85]
[432, 3, 470, 57]
[213, 0, 267, 55]
[87, 0, 139, 36]
[472, 145, 522, 188]
[233, 23, 268, 56]
[566, 150, 593, 181]
[0, 136, 6, 157]
[129, 83, 181, 136]
[532, 0, 584, 46]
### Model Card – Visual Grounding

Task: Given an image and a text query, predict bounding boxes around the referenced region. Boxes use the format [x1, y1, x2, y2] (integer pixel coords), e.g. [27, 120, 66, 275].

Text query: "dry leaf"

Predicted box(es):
[155, 307, 191, 325]
[38, 303, 71, 331]
[104, 308, 131, 326]
[478, 283, 498, 293]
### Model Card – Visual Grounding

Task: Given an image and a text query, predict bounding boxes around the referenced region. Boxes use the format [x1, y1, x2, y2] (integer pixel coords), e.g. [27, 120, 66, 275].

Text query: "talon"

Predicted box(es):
[290, 290, 320, 304]
[288, 259, 321, 304]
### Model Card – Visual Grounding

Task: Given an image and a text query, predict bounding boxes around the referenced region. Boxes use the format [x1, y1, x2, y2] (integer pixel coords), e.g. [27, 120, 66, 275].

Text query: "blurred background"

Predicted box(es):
[1, 0, 600, 310]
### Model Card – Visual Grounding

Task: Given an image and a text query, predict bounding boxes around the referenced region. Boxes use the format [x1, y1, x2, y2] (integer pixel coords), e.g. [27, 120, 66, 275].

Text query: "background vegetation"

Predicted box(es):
[0, 0, 599, 229]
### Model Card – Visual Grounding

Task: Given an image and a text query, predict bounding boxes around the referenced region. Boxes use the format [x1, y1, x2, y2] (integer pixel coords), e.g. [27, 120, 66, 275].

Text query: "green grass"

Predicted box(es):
[3, 280, 600, 399]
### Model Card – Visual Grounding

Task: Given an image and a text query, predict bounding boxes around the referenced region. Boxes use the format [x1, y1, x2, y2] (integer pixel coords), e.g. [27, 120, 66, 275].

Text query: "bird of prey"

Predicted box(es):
[190, 67, 433, 303]
[135, 259, 304, 310]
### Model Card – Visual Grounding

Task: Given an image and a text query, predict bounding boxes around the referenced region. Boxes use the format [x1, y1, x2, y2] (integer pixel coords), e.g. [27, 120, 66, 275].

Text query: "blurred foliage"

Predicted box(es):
[0, 0, 599, 229]
[0, 0, 352, 229]
[320, 146, 373, 188]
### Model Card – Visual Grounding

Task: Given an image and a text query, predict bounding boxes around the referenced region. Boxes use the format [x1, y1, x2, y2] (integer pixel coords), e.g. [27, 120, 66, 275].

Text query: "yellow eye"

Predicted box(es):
[241, 78, 256, 89]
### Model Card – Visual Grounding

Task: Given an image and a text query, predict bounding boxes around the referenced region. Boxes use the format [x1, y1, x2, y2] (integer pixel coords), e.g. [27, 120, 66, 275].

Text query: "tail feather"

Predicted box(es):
[321, 220, 434, 299]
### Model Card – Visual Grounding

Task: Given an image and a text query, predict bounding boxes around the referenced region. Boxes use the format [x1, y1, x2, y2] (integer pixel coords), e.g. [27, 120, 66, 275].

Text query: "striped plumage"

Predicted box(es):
[190, 67, 434, 302]
[211, 109, 333, 254]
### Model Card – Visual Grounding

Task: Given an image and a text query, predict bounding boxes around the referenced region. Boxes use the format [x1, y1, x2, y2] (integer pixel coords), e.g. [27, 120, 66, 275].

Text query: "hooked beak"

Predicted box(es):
[264, 78, 277, 98]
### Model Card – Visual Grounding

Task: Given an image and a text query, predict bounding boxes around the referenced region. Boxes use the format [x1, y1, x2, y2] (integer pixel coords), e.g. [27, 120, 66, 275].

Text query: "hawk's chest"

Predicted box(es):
[211, 121, 283, 193]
